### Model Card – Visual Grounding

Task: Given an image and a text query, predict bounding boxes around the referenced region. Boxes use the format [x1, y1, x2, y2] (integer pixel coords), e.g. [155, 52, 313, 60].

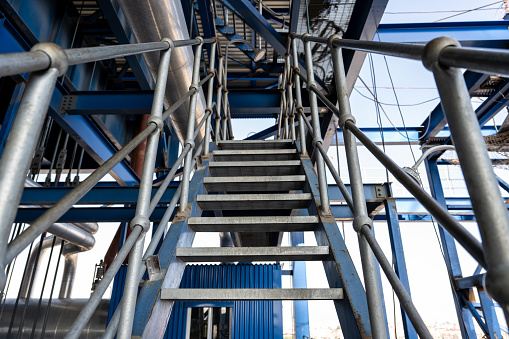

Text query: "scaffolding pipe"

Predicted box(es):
[291, 38, 307, 156]
[117, 41, 174, 339]
[0, 43, 68, 290]
[328, 36, 387, 339]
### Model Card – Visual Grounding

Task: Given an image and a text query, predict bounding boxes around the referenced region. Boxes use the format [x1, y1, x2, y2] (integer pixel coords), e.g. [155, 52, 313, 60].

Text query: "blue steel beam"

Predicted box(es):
[300, 155, 371, 338]
[61, 91, 154, 115]
[420, 71, 487, 140]
[19, 186, 178, 205]
[215, 17, 256, 61]
[0, 13, 139, 185]
[384, 196, 418, 339]
[14, 206, 173, 223]
[332, 126, 499, 146]
[424, 159, 477, 338]
[291, 229, 311, 339]
[244, 124, 278, 140]
[377, 21, 509, 48]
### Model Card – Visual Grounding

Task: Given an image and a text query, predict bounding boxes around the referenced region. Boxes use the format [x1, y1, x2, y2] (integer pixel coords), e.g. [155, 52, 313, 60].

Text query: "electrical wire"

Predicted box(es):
[433, 1, 502, 22]
[353, 88, 440, 107]
[357, 76, 434, 141]
[369, 54, 390, 183]
[377, 33, 417, 162]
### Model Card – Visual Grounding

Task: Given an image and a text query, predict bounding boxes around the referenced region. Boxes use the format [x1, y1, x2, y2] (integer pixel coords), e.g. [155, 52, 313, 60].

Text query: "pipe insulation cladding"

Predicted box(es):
[117, 0, 207, 145]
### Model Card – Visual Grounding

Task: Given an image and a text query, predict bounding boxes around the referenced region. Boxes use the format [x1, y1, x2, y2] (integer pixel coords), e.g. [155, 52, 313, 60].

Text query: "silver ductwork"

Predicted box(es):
[0, 299, 109, 338]
[23, 177, 97, 250]
[19, 237, 89, 299]
[117, 0, 207, 145]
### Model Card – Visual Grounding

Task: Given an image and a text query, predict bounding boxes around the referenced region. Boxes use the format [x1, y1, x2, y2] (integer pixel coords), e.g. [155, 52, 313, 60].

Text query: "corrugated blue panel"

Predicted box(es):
[165, 263, 283, 339]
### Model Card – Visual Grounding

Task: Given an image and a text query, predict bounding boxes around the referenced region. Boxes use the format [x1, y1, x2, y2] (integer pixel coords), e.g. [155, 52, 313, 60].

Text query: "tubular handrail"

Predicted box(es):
[292, 33, 509, 77]
[0, 38, 215, 78]
[4, 51, 214, 265]
[289, 31, 509, 330]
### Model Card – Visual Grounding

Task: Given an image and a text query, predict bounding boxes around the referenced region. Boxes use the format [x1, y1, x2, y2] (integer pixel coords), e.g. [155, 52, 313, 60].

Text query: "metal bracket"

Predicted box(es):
[375, 185, 387, 199]
[60, 95, 75, 114]
[145, 255, 163, 281]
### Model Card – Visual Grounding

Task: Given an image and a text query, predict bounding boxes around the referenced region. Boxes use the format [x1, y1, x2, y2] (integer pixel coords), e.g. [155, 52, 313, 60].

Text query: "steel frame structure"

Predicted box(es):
[0, 0, 508, 338]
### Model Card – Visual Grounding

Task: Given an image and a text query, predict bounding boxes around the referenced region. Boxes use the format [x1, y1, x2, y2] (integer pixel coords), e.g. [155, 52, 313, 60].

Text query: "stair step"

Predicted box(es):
[161, 288, 343, 300]
[218, 139, 294, 150]
[209, 160, 301, 176]
[188, 216, 320, 232]
[197, 193, 312, 210]
[177, 246, 329, 262]
[213, 149, 298, 161]
[204, 175, 306, 192]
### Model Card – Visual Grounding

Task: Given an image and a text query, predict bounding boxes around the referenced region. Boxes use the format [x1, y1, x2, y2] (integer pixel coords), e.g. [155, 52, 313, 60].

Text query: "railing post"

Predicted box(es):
[423, 37, 509, 322]
[215, 55, 224, 143]
[291, 37, 307, 155]
[179, 37, 204, 213]
[0, 43, 68, 289]
[116, 38, 173, 339]
[328, 34, 387, 339]
[203, 40, 217, 157]
[302, 34, 330, 214]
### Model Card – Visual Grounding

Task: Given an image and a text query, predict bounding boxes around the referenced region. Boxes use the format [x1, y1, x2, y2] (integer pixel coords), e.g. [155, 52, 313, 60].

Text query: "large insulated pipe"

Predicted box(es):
[19, 237, 88, 299]
[117, 0, 207, 145]
[58, 244, 83, 299]
[0, 299, 109, 338]
[23, 177, 97, 249]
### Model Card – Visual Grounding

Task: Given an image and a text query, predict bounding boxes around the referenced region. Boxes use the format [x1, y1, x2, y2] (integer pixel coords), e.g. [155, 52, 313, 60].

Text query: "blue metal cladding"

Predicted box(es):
[165, 264, 283, 339]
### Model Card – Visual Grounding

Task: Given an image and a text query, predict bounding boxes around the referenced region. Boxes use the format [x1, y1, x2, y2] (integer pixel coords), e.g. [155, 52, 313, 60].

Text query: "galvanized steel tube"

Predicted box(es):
[0, 43, 68, 290]
[203, 42, 217, 157]
[117, 44, 173, 338]
[179, 40, 204, 212]
[330, 40, 387, 339]
[291, 38, 307, 155]
[424, 37, 509, 320]
[215, 56, 224, 143]
[303, 37, 330, 214]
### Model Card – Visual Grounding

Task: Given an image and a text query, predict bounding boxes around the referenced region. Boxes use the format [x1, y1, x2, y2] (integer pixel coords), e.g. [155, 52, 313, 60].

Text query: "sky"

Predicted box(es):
[4, 0, 509, 338]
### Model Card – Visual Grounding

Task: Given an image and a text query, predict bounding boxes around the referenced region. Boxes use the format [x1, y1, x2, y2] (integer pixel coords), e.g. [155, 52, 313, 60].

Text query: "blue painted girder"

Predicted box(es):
[19, 185, 178, 205]
[300, 154, 371, 338]
[377, 21, 509, 48]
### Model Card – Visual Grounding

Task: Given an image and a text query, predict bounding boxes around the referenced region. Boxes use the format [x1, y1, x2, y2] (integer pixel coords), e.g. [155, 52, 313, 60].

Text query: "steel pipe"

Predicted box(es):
[360, 226, 433, 339]
[0, 43, 68, 289]
[294, 33, 509, 78]
[215, 56, 224, 143]
[58, 244, 83, 299]
[117, 44, 173, 338]
[330, 39, 387, 339]
[64, 226, 142, 339]
[291, 38, 307, 155]
[203, 42, 217, 157]
[424, 37, 509, 319]
[5, 72, 201, 265]
[345, 121, 487, 267]
[303, 37, 330, 214]
[0, 51, 51, 77]
[179, 39, 204, 212]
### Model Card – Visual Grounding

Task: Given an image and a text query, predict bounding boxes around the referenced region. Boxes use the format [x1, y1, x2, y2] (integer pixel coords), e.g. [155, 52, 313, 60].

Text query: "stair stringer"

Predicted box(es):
[300, 154, 372, 339]
[131, 160, 209, 339]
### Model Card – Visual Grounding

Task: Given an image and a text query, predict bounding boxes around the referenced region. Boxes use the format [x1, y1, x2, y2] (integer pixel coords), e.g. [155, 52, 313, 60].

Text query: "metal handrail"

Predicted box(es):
[289, 31, 509, 331]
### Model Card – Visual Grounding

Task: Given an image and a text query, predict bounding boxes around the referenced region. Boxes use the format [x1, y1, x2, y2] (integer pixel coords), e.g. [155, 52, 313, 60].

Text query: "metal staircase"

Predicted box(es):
[129, 138, 372, 338]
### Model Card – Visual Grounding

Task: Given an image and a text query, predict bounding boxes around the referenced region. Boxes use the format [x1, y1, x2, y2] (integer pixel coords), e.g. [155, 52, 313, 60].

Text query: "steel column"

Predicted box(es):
[303, 36, 329, 214]
[329, 36, 386, 339]
[0, 43, 68, 289]
[117, 42, 173, 338]
[424, 37, 509, 323]
[179, 38, 204, 212]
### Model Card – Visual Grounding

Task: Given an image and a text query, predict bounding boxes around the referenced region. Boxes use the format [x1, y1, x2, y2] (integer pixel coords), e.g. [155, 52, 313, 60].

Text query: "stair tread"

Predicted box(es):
[209, 160, 301, 167]
[204, 175, 306, 192]
[161, 288, 343, 300]
[197, 193, 312, 210]
[177, 246, 329, 262]
[213, 149, 298, 161]
[218, 139, 294, 150]
[188, 216, 319, 232]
